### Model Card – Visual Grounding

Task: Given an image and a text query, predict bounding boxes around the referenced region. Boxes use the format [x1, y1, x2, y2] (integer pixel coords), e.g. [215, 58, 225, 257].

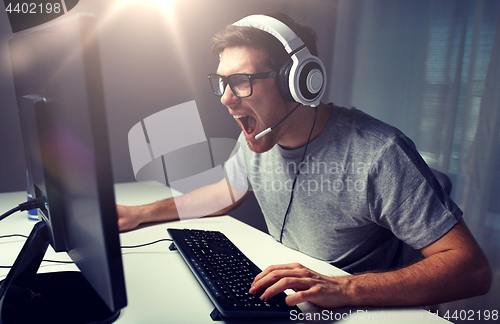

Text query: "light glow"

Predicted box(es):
[116, 0, 176, 14]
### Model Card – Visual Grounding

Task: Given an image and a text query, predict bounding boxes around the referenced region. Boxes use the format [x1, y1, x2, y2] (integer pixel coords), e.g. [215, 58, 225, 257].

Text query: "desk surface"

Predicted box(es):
[0, 182, 450, 323]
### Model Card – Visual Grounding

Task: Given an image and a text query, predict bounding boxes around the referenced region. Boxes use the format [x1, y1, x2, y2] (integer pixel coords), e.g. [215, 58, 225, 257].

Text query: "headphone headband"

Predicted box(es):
[232, 15, 304, 54]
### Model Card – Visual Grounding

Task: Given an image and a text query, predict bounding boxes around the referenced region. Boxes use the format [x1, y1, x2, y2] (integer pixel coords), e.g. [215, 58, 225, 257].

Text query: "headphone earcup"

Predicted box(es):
[278, 55, 326, 106]
[296, 58, 325, 102]
[277, 59, 295, 102]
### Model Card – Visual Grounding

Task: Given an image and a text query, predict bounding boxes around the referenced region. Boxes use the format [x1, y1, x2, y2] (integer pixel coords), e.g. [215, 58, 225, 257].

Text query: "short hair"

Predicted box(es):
[211, 12, 318, 71]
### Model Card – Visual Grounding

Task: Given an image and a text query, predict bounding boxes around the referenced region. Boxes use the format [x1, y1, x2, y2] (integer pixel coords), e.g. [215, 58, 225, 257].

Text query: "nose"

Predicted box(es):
[220, 84, 240, 107]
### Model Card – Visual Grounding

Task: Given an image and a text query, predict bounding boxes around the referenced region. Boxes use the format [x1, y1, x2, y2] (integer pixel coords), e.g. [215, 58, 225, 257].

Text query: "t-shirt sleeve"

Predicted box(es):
[366, 135, 462, 250]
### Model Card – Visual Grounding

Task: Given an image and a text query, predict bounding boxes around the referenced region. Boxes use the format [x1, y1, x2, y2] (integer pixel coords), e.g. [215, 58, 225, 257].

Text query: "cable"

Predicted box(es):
[42, 259, 74, 264]
[0, 234, 27, 268]
[256, 102, 302, 139]
[279, 106, 318, 243]
[0, 259, 75, 269]
[0, 234, 173, 250]
[0, 233, 74, 268]
[0, 234, 28, 240]
[0, 206, 21, 222]
[121, 238, 173, 249]
[1, 231, 173, 270]
[0, 197, 47, 222]
[18, 197, 47, 211]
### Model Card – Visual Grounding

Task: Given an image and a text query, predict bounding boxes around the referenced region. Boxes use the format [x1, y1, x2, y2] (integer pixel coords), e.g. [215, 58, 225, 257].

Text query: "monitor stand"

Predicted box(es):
[0, 221, 120, 324]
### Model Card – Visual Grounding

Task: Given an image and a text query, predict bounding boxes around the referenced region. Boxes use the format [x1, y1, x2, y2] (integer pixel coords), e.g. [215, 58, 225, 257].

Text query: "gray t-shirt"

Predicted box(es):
[224, 104, 462, 273]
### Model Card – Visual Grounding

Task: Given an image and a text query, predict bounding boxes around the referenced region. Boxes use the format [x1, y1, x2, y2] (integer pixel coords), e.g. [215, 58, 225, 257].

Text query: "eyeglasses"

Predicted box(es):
[208, 71, 277, 98]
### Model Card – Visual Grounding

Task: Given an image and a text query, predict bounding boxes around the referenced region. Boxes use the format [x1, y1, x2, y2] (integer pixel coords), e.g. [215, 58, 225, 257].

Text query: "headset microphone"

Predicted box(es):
[255, 102, 301, 139]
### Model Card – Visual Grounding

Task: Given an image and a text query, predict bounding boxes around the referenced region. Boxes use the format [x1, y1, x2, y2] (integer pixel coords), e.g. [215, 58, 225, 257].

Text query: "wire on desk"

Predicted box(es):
[0, 259, 75, 269]
[42, 259, 74, 264]
[121, 238, 173, 249]
[0, 234, 29, 240]
[1, 234, 173, 249]
[1, 234, 174, 269]
[0, 233, 74, 268]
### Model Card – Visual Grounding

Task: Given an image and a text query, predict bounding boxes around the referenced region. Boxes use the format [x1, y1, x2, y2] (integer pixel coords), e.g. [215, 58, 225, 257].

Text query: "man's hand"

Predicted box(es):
[116, 204, 144, 232]
[249, 219, 491, 309]
[249, 262, 351, 308]
[114, 180, 250, 232]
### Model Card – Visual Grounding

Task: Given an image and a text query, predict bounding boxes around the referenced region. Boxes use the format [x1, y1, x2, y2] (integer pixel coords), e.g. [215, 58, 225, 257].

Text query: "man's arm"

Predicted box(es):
[117, 179, 251, 231]
[250, 218, 492, 308]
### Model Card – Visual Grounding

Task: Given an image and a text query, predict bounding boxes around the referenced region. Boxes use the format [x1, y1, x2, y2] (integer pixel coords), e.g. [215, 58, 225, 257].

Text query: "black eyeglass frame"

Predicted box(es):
[208, 71, 277, 98]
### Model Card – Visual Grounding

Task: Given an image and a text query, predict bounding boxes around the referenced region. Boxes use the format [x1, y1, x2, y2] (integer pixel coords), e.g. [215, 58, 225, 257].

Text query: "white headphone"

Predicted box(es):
[232, 14, 326, 107]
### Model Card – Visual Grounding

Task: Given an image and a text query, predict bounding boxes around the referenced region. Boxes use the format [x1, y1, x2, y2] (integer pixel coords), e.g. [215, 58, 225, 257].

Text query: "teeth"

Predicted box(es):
[233, 115, 245, 119]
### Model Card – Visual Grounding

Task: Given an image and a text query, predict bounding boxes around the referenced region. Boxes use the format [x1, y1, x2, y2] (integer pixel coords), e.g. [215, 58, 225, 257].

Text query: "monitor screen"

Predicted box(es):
[2, 13, 127, 324]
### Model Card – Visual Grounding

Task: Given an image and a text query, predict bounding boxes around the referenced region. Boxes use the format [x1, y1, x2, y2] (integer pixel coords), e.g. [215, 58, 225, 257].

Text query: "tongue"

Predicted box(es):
[242, 116, 257, 135]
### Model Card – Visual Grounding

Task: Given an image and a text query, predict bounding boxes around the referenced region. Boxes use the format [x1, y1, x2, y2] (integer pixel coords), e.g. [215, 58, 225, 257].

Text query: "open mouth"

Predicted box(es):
[234, 115, 257, 137]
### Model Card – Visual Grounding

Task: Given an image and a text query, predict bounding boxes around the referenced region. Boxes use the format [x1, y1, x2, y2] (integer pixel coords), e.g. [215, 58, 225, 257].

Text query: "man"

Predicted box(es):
[118, 12, 491, 309]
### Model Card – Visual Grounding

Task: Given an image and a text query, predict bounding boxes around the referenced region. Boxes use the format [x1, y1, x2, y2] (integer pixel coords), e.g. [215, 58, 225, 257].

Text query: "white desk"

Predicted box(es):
[0, 183, 451, 323]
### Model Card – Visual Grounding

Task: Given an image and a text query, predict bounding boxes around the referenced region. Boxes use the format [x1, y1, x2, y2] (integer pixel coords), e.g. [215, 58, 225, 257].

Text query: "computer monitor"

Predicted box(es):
[1, 13, 127, 324]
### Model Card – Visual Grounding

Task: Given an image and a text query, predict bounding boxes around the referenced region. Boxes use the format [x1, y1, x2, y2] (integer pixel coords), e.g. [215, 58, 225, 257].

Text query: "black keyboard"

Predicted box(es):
[167, 228, 301, 319]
